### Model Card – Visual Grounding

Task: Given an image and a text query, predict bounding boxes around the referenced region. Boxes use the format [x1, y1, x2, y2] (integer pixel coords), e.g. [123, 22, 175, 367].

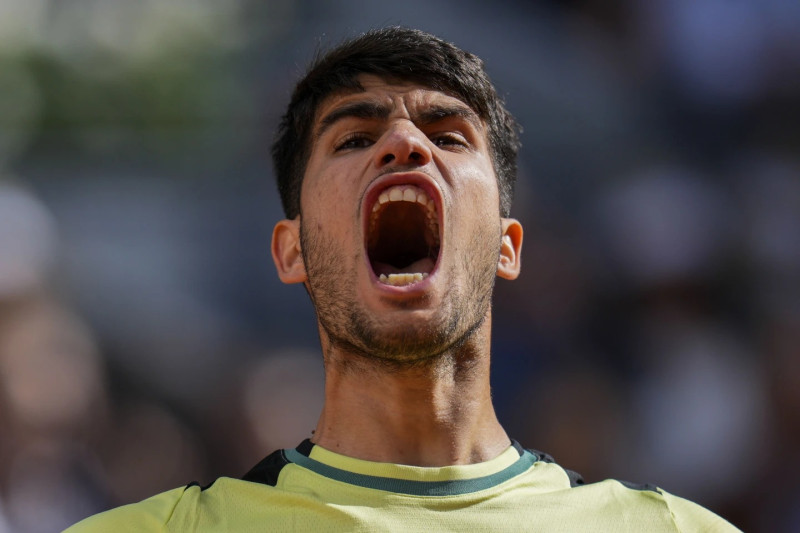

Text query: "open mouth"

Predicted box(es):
[367, 184, 440, 287]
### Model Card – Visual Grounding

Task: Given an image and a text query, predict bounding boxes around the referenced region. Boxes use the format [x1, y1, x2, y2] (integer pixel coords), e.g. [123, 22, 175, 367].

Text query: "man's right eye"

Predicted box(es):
[335, 134, 373, 151]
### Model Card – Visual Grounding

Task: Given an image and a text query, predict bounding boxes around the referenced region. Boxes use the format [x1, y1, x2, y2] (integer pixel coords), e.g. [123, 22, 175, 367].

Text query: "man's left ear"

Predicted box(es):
[497, 218, 523, 280]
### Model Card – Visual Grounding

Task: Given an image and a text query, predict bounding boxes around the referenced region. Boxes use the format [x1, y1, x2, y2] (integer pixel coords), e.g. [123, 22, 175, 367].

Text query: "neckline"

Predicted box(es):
[284, 439, 536, 496]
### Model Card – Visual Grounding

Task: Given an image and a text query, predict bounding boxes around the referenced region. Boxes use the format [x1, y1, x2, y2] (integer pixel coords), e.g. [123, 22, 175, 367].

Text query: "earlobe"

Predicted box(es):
[497, 218, 523, 280]
[271, 217, 307, 284]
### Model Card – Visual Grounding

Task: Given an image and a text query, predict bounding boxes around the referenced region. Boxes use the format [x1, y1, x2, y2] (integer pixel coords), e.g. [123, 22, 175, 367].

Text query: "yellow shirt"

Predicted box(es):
[65, 440, 740, 532]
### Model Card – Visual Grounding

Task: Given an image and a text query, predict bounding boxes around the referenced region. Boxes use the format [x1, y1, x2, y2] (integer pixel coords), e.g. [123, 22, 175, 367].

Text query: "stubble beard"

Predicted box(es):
[300, 220, 500, 370]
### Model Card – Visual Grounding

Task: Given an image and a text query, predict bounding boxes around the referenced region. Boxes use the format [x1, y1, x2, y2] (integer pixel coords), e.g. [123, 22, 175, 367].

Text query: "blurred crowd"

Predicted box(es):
[1, 0, 799, 531]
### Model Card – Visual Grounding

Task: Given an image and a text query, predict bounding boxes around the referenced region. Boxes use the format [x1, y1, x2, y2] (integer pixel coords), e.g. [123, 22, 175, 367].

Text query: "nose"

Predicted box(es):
[374, 122, 432, 168]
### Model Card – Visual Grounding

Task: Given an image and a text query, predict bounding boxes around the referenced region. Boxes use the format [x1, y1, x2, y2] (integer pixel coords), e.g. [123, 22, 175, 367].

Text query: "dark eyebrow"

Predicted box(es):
[313, 100, 483, 142]
[315, 101, 391, 141]
[413, 104, 482, 131]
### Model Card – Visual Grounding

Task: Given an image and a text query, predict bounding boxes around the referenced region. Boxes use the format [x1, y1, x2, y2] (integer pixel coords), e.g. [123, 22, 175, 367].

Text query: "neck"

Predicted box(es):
[310, 321, 510, 466]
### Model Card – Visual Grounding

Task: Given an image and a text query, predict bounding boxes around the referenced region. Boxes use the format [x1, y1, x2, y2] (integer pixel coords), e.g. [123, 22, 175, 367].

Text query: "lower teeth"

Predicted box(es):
[378, 273, 429, 286]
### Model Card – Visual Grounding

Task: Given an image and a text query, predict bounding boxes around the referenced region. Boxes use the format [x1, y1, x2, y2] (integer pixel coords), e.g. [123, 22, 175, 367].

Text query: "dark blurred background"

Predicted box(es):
[1, 1, 799, 531]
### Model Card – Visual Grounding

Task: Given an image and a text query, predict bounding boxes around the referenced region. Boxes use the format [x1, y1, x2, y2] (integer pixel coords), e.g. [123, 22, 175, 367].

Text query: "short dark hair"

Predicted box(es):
[272, 27, 521, 219]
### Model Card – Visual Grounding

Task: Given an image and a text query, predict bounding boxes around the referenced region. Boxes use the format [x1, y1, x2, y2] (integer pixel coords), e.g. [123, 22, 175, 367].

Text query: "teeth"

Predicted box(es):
[379, 273, 429, 286]
[369, 185, 438, 228]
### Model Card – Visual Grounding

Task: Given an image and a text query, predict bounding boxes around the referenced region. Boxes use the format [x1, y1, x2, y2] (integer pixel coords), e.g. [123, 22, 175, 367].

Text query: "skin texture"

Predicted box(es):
[272, 75, 523, 466]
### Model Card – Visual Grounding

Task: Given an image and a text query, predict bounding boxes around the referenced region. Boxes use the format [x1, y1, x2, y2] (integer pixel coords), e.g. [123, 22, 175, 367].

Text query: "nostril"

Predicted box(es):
[409, 152, 421, 161]
[381, 154, 395, 165]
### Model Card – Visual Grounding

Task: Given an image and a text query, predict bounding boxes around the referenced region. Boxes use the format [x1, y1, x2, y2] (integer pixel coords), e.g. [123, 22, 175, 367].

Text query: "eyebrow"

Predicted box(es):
[414, 105, 482, 131]
[315, 101, 391, 141]
[314, 100, 482, 141]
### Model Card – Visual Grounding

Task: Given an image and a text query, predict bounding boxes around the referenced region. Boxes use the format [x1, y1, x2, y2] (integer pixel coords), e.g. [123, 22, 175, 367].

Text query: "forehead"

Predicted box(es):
[312, 75, 482, 133]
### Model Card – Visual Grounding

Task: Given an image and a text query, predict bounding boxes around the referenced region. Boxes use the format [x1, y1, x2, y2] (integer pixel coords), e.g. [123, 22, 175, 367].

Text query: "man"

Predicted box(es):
[66, 27, 740, 532]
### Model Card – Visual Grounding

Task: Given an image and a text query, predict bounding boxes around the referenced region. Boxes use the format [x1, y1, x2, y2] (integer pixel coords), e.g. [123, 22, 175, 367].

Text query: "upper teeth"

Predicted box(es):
[372, 185, 435, 213]
[369, 184, 439, 249]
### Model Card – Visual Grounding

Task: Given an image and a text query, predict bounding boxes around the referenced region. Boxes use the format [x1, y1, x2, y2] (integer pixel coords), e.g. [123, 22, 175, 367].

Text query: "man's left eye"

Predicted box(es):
[431, 134, 466, 148]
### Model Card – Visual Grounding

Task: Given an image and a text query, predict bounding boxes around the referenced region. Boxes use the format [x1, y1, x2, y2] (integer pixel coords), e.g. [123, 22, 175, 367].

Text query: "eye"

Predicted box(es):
[335, 133, 374, 151]
[431, 133, 468, 148]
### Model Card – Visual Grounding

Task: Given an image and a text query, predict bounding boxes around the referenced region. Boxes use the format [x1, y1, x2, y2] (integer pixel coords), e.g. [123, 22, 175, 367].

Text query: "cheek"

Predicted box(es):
[456, 163, 501, 212]
[303, 155, 359, 204]
[301, 166, 342, 215]
[301, 176, 358, 241]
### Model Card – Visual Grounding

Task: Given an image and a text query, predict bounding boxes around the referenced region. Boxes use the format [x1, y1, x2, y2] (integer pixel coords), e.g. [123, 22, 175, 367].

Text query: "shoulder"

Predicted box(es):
[62, 486, 190, 533]
[659, 489, 743, 532]
[582, 481, 742, 532]
[63, 478, 268, 533]
[526, 446, 741, 532]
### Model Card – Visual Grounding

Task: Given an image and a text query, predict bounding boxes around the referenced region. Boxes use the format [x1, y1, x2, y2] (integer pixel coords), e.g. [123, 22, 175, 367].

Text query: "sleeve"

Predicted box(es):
[660, 490, 744, 533]
[62, 486, 188, 533]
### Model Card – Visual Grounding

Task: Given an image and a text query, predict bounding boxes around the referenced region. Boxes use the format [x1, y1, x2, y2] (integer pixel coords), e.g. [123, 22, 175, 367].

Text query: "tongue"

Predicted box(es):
[372, 257, 435, 276]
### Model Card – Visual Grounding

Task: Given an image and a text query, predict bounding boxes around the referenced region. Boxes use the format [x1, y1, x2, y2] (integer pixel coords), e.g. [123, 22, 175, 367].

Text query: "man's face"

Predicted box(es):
[282, 75, 517, 364]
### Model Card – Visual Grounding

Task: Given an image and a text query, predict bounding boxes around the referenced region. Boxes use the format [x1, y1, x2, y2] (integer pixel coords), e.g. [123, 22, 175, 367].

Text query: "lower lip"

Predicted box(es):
[367, 264, 439, 295]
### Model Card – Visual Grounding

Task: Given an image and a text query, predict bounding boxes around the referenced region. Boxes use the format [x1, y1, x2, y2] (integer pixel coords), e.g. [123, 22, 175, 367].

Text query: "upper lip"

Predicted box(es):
[362, 172, 443, 218]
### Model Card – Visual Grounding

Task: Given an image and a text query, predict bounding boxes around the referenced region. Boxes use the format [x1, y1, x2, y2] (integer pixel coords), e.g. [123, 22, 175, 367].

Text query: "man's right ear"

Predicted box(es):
[271, 217, 307, 284]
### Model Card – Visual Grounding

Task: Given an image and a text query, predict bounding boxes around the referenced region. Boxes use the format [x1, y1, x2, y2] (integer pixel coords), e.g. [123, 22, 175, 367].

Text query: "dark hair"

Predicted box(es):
[272, 27, 520, 218]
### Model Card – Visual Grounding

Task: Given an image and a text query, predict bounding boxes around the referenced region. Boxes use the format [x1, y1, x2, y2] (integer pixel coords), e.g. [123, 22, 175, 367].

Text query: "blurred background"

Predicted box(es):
[0, 0, 798, 531]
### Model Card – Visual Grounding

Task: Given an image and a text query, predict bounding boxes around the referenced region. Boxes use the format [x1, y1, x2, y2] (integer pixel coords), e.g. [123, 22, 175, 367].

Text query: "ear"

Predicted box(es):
[497, 218, 523, 280]
[271, 217, 307, 284]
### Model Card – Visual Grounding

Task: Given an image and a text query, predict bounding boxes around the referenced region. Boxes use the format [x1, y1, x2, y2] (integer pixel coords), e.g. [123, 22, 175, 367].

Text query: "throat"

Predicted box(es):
[311, 304, 504, 466]
[313, 372, 507, 466]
